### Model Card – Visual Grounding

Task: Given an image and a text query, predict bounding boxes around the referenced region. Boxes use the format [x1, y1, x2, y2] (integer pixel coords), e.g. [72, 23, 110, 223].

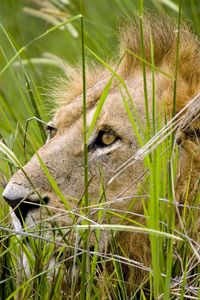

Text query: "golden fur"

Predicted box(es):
[52, 14, 200, 112]
[3, 14, 200, 296]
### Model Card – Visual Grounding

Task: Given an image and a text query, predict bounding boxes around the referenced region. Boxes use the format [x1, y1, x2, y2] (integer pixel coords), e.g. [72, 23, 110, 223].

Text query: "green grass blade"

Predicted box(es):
[87, 77, 113, 139]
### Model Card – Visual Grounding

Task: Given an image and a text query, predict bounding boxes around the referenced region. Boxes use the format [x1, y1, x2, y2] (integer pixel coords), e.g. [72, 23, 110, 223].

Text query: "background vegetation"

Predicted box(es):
[0, 0, 200, 299]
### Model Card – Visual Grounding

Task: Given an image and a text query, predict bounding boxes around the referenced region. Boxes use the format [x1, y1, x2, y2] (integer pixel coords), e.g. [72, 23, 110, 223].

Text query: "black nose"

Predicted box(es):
[2, 184, 49, 224]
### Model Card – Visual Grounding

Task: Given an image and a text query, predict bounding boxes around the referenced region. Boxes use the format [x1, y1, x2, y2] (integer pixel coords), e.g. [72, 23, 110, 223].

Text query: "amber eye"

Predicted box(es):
[88, 129, 118, 151]
[101, 132, 116, 146]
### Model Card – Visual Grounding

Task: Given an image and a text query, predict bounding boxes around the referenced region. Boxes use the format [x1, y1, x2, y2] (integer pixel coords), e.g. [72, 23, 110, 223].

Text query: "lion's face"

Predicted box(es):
[2, 75, 148, 247]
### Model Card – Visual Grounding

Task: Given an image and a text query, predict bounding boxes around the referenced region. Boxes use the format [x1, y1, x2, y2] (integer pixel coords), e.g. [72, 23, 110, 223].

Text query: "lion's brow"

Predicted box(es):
[54, 77, 113, 128]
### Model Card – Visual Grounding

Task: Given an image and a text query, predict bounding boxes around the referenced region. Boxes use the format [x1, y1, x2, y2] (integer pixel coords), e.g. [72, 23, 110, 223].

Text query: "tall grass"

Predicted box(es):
[0, 0, 200, 299]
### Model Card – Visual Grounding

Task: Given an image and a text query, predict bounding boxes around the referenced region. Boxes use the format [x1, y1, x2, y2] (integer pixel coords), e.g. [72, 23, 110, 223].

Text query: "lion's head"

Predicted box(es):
[2, 15, 200, 294]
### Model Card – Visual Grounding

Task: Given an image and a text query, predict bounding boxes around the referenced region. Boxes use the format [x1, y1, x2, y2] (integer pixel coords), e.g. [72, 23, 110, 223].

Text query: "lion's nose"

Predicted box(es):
[2, 183, 48, 223]
[2, 183, 33, 222]
[2, 183, 30, 209]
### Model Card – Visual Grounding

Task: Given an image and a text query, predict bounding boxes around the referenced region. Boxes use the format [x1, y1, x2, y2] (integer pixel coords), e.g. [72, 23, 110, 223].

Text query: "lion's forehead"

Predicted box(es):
[53, 73, 149, 134]
[53, 77, 112, 129]
[53, 89, 127, 131]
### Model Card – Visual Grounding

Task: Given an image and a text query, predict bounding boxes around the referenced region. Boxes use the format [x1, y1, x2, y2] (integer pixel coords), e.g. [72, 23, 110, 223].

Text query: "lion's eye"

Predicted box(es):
[95, 130, 117, 147]
[46, 125, 57, 141]
[88, 129, 119, 151]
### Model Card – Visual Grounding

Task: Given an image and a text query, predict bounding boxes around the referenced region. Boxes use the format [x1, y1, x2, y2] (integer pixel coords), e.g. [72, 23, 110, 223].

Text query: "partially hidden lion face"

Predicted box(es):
[2, 75, 147, 247]
[2, 16, 200, 290]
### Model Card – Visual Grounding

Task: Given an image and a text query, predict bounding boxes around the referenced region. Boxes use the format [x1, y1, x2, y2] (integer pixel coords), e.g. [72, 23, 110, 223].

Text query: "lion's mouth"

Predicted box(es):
[14, 199, 40, 223]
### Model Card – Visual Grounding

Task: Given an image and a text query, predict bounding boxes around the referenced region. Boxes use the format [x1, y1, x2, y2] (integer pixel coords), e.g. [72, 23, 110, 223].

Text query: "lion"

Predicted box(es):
[2, 14, 200, 298]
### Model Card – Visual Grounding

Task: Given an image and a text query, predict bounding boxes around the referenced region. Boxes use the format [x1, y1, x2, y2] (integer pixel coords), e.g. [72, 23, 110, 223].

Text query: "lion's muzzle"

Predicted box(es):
[2, 182, 49, 224]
